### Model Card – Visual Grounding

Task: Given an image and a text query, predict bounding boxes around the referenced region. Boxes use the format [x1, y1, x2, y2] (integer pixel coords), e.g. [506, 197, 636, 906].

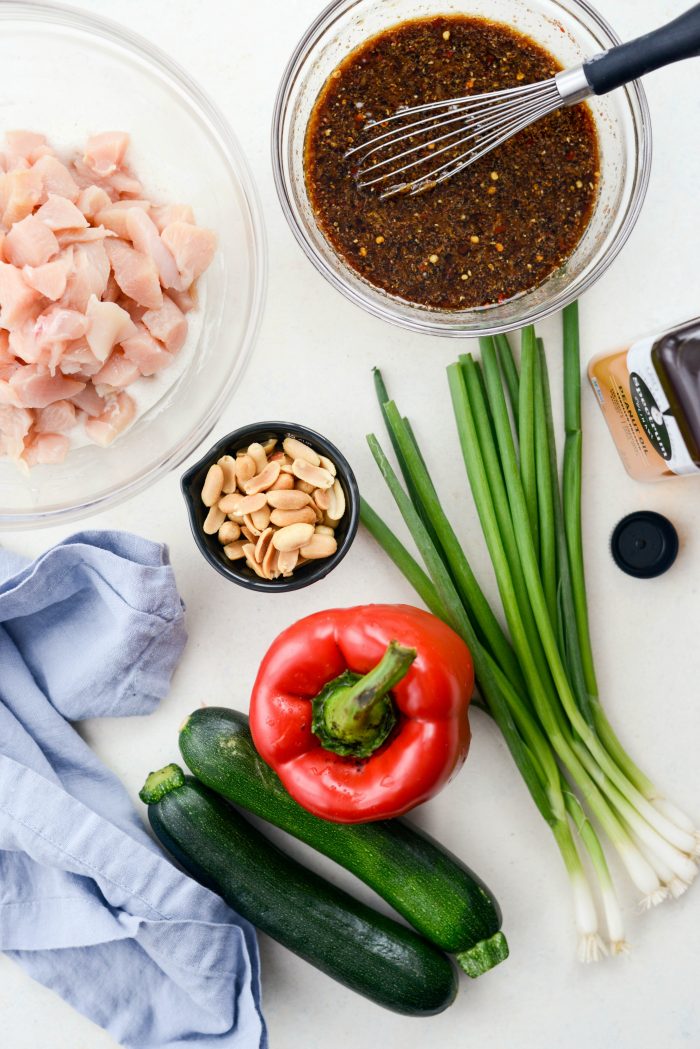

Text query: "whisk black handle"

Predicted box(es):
[583, 2, 700, 95]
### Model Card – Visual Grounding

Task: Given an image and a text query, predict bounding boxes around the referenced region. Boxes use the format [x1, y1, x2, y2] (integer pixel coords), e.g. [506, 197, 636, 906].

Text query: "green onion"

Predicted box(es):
[362, 305, 698, 957]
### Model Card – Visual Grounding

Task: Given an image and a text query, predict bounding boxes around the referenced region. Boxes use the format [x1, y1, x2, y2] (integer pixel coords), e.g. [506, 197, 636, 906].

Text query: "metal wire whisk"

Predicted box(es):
[347, 3, 700, 200]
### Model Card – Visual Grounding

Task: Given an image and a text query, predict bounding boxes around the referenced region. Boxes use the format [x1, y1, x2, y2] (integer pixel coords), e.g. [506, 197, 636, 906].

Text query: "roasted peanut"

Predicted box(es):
[242, 542, 266, 579]
[313, 487, 331, 511]
[277, 548, 299, 576]
[270, 471, 295, 490]
[295, 478, 315, 494]
[217, 455, 238, 494]
[223, 540, 246, 560]
[262, 540, 279, 579]
[242, 514, 261, 538]
[261, 437, 277, 455]
[270, 506, 317, 528]
[292, 459, 334, 489]
[267, 489, 311, 510]
[250, 504, 272, 532]
[283, 437, 320, 466]
[315, 525, 335, 536]
[300, 533, 338, 559]
[272, 522, 315, 552]
[203, 505, 226, 534]
[218, 520, 241, 544]
[202, 464, 224, 506]
[255, 528, 274, 564]
[235, 454, 256, 485]
[247, 442, 268, 473]
[326, 479, 346, 522]
[243, 460, 281, 495]
[319, 455, 337, 476]
[219, 491, 267, 515]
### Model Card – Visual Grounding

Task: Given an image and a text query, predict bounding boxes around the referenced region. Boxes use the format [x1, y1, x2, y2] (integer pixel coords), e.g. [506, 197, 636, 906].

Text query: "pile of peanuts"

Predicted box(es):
[200, 435, 346, 580]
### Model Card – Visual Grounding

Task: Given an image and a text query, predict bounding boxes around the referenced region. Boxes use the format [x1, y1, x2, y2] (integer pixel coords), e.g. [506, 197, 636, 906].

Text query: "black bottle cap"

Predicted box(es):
[611, 511, 679, 579]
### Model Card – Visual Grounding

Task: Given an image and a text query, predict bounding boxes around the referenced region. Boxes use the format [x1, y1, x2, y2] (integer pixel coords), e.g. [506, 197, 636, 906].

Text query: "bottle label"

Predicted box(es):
[627, 337, 699, 475]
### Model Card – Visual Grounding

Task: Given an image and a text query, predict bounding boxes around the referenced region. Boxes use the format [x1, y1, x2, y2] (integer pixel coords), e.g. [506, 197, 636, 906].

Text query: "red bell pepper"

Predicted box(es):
[249, 604, 473, 823]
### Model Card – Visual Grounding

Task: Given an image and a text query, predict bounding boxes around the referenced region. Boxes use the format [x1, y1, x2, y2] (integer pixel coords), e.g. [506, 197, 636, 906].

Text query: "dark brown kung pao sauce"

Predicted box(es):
[304, 15, 600, 311]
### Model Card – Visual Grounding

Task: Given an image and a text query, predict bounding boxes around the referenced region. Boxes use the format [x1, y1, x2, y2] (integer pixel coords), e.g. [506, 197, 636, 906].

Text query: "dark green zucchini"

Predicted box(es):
[179, 706, 507, 977]
[141, 766, 457, 1016]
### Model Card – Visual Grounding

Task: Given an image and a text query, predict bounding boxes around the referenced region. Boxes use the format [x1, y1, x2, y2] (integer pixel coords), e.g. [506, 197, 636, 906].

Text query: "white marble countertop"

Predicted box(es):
[1, 1, 699, 1047]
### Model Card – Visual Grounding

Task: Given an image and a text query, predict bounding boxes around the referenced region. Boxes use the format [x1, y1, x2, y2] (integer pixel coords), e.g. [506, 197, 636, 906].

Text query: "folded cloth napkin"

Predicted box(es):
[0, 531, 266, 1049]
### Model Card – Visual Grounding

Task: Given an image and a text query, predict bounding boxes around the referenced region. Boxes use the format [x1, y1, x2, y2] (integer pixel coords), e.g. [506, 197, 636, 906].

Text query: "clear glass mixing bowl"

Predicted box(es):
[0, 0, 266, 528]
[272, 0, 651, 338]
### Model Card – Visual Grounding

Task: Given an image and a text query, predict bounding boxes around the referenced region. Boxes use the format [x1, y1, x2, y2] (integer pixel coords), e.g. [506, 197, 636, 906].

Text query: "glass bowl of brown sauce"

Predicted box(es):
[272, 0, 652, 337]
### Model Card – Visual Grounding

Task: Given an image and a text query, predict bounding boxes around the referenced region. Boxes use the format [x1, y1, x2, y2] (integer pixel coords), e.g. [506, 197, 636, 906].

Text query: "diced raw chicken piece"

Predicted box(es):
[85, 294, 137, 362]
[0, 379, 20, 406]
[35, 399, 76, 433]
[4, 214, 59, 267]
[96, 200, 150, 238]
[0, 261, 41, 328]
[168, 284, 197, 314]
[83, 132, 130, 178]
[0, 168, 43, 228]
[109, 170, 143, 198]
[105, 238, 162, 309]
[61, 240, 110, 311]
[22, 431, 70, 466]
[102, 274, 120, 302]
[70, 157, 117, 198]
[5, 131, 49, 164]
[23, 250, 73, 300]
[0, 403, 33, 458]
[59, 338, 102, 377]
[93, 350, 141, 393]
[35, 193, 88, 230]
[6, 156, 31, 172]
[121, 325, 173, 376]
[71, 382, 106, 417]
[8, 365, 84, 408]
[0, 329, 12, 361]
[125, 208, 181, 289]
[142, 294, 187, 353]
[55, 225, 116, 249]
[32, 154, 80, 203]
[150, 203, 195, 233]
[116, 295, 145, 327]
[85, 390, 135, 446]
[35, 306, 88, 344]
[78, 185, 112, 220]
[161, 222, 217, 286]
[9, 324, 44, 365]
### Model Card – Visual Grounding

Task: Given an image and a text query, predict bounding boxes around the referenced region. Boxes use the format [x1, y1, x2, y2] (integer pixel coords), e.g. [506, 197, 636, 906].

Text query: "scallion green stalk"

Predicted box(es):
[361, 305, 698, 956]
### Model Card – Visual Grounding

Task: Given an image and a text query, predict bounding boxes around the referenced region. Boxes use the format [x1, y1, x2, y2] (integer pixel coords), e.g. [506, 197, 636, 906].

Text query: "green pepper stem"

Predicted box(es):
[312, 641, 415, 758]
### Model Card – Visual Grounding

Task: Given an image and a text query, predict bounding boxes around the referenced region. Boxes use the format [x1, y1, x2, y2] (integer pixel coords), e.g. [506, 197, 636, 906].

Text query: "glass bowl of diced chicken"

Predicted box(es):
[0, 1, 266, 527]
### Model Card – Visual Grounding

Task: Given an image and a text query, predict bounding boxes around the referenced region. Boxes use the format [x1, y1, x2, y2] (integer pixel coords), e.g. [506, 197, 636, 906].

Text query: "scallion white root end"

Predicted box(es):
[577, 934, 607, 963]
[639, 887, 669, 910]
[667, 876, 692, 899]
[609, 939, 631, 956]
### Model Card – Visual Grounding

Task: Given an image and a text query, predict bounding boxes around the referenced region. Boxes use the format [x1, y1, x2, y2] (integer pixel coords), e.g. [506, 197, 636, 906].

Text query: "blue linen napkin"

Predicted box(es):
[0, 531, 266, 1049]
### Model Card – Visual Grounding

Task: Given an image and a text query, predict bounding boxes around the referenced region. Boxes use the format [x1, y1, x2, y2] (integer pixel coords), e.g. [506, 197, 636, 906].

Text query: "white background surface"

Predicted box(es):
[1, 1, 700, 1047]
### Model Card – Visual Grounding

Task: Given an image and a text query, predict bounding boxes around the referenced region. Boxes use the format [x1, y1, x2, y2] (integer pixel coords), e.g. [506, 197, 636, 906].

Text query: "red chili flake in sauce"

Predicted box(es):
[304, 15, 599, 310]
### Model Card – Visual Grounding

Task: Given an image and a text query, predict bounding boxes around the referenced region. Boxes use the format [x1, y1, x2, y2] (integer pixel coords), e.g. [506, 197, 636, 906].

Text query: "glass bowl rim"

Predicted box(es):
[0, 0, 267, 529]
[271, 0, 653, 338]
